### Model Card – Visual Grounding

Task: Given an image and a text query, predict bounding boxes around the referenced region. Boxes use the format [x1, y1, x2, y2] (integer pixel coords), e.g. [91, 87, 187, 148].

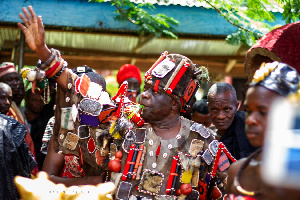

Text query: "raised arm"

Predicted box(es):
[18, 6, 68, 91]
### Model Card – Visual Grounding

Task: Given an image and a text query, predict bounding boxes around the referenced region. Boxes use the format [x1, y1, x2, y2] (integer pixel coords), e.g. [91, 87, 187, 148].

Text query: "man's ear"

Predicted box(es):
[235, 101, 240, 112]
[172, 98, 180, 111]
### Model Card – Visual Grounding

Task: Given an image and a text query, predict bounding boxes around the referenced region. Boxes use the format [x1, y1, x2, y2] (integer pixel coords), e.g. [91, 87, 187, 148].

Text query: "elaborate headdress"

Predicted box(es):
[245, 22, 300, 82]
[144, 51, 209, 112]
[250, 61, 300, 96]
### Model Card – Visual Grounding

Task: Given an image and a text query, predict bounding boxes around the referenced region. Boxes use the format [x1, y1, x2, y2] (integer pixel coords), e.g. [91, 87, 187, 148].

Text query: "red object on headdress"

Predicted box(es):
[0, 62, 17, 77]
[245, 22, 300, 81]
[117, 64, 141, 85]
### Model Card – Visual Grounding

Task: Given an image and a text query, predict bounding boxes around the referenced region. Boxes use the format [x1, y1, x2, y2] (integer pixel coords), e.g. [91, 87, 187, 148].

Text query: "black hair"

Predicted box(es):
[192, 99, 209, 114]
[73, 65, 106, 91]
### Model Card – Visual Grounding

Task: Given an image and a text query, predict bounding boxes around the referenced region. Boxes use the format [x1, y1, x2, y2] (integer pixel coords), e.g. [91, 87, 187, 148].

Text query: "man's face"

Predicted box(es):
[126, 77, 141, 95]
[139, 83, 173, 123]
[191, 112, 212, 128]
[208, 91, 239, 132]
[26, 92, 44, 114]
[14, 80, 25, 105]
[0, 86, 13, 114]
[0, 73, 20, 95]
[244, 86, 280, 148]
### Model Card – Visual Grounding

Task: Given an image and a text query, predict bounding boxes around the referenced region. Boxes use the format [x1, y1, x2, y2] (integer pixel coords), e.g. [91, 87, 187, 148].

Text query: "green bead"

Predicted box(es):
[36, 79, 48, 90]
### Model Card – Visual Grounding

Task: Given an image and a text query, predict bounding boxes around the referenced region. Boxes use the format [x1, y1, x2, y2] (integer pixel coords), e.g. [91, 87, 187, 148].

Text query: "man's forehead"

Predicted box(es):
[0, 86, 12, 93]
[209, 94, 236, 105]
[210, 91, 235, 100]
[126, 77, 139, 83]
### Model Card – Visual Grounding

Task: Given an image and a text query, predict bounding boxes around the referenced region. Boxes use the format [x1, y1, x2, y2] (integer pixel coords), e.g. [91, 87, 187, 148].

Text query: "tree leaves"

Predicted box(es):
[90, 0, 299, 46]
[90, 0, 179, 38]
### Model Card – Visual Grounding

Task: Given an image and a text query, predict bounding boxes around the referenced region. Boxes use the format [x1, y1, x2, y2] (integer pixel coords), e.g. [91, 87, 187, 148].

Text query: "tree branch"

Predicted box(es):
[114, 3, 137, 24]
[203, 0, 260, 37]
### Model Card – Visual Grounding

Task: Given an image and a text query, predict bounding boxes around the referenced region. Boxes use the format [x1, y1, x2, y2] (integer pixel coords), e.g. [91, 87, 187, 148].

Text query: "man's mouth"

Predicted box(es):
[246, 131, 259, 139]
[1, 107, 10, 113]
[215, 121, 226, 125]
[139, 105, 145, 114]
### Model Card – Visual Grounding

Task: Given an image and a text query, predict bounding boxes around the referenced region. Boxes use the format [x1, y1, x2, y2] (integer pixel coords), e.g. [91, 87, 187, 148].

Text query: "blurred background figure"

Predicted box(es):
[0, 62, 38, 175]
[13, 76, 26, 111]
[24, 87, 55, 170]
[0, 82, 13, 115]
[116, 64, 141, 102]
[191, 99, 212, 127]
[24, 89, 44, 127]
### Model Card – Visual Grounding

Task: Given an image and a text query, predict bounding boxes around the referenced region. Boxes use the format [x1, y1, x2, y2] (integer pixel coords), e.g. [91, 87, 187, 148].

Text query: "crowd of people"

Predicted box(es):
[0, 5, 299, 200]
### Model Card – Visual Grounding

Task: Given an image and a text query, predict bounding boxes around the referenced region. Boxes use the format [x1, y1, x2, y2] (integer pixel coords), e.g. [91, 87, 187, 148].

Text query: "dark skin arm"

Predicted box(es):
[17, 6, 67, 92]
[19, 6, 104, 186]
[42, 135, 104, 187]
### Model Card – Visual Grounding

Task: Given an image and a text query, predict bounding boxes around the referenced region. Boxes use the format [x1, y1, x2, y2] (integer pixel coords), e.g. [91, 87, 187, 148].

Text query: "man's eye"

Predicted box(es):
[259, 111, 268, 116]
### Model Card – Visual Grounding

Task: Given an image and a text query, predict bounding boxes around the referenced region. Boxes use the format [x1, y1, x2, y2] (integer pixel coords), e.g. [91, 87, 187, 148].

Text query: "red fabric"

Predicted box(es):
[167, 62, 189, 94]
[60, 155, 85, 178]
[246, 22, 300, 73]
[117, 64, 141, 85]
[154, 80, 160, 92]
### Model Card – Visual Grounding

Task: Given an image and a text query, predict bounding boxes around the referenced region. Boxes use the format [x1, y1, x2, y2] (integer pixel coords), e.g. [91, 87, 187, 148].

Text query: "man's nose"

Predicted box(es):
[141, 89, 151, 99]
[217, 111, 226, 119]
[4, 98, 10, 105]
[246, 113, 258, 126]
[12, 79, 20, 86]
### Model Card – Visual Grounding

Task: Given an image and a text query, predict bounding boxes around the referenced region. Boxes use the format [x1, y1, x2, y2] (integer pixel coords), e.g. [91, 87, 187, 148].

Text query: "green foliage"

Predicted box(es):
[278, 0, 300, 23]
[226, 28, 257, 47]
[90, 0, 179, 38]
[90, 0, 300, 47]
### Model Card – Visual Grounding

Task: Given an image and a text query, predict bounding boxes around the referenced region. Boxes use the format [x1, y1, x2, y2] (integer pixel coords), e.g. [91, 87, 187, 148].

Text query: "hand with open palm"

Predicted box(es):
[18, 6, 51, 62]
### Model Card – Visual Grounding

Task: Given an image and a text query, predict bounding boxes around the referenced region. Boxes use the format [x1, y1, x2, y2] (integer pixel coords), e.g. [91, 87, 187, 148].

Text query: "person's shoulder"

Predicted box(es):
[187, 117, 215, 141]
[226, 158, 247, 194]
[229, 158, 246, 171]
[234, 111, 246, 129]
[0, 113, 27, 145]
[235, 110, 245, 119]
[0, 113, 19, 126]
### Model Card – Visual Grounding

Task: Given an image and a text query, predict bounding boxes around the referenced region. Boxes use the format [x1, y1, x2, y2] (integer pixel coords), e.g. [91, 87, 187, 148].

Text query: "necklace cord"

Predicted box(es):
[233, 148, 263, 197]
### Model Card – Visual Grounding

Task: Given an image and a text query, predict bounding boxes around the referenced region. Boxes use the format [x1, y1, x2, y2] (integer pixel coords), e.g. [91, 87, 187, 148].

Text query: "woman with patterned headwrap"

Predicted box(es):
[225, 61, 300, 200]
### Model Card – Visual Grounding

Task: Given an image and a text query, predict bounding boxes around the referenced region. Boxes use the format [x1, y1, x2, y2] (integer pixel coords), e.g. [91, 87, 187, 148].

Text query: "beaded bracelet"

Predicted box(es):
[49, 61, 67, 81]
[37, 54, 55, 70]
[47, 59, 64, 78]
[45, 58, 62, 77]
[37, 48, 61, 70]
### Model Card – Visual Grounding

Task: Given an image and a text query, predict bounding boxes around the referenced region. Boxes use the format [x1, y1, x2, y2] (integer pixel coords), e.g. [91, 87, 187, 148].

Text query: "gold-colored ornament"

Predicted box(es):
[15, 172, 115, 200]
